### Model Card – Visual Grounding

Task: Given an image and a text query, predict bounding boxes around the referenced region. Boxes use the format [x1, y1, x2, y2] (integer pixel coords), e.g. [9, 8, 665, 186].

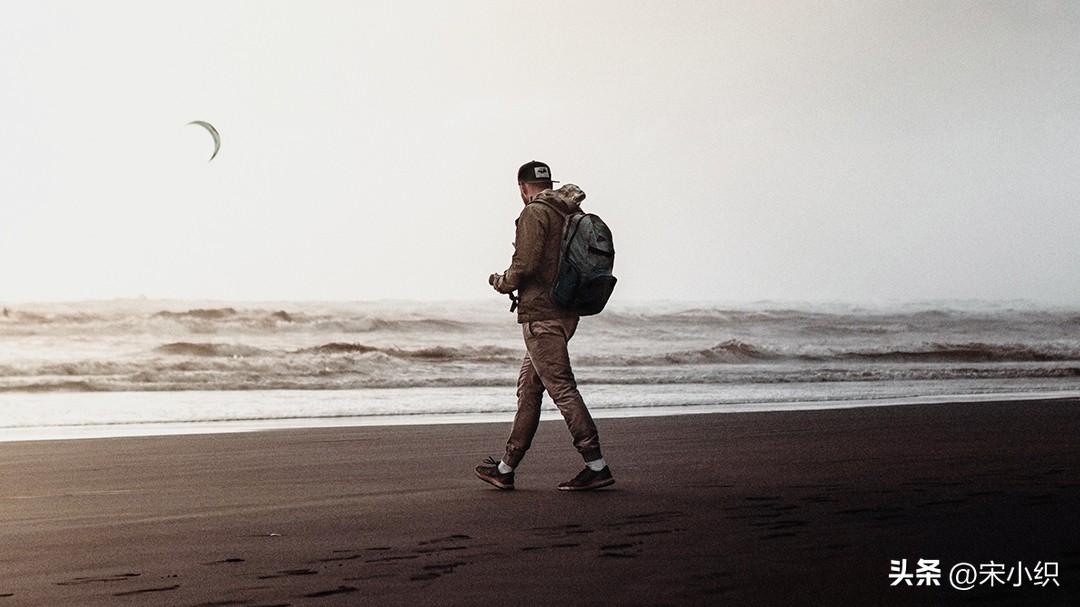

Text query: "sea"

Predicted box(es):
[0, 299, 1077, 441]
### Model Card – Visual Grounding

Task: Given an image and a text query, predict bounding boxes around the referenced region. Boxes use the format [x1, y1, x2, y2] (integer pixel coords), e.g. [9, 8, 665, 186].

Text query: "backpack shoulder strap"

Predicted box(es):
[530, 199, 568, 218]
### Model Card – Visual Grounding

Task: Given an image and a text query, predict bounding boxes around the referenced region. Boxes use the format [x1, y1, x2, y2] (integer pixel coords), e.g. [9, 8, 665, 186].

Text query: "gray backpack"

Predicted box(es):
[537, 201, 618, 316]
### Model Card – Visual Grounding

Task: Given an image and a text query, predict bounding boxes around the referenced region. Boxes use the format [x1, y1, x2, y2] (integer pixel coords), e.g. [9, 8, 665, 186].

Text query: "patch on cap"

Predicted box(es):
[517, 160, 558, 183]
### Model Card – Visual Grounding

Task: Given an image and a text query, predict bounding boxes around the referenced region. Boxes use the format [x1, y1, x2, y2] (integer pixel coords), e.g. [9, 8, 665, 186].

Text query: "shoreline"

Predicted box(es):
[1, 389, 1078, 443]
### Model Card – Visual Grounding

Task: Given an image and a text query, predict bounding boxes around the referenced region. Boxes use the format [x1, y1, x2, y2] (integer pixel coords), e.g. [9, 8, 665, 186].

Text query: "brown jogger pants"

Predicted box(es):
[503, 317, 602, 467]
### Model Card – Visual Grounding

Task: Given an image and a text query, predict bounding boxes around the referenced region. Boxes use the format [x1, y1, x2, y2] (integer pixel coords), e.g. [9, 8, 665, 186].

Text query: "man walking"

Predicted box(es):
[475, 160, 614, 491]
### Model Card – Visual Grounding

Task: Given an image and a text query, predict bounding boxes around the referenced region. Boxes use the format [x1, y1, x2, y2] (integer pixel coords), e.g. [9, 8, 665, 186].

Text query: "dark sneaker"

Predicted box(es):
[558, 466, 615, 491]
[475, 456, 515, 490]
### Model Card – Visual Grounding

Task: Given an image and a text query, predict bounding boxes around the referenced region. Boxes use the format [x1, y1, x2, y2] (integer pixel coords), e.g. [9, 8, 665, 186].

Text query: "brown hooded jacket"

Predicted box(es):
[493, 184, 586, 323]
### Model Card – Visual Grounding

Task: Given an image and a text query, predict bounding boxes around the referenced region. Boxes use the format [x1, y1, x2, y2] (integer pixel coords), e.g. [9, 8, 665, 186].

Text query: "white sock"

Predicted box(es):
[497, 461, 513, 474]
[585, 457, 606, 472]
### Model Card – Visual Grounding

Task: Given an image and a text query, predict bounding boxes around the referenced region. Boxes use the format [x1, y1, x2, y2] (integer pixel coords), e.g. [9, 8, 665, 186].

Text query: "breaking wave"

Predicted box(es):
[155, 342, 271, 357]
[150, 309, 470, 333]
[167, 338, 1080, 367]
[2, 300, 1079, 396]
[1, 365, 1077, 394]
[839, 342, 1080, 363]
[155, 308, 240, 320]
[152, 342, 520, 363]
[298, 343, 518, 362]
[585, 340, 1080, 366]
[0, 307, 472, 336]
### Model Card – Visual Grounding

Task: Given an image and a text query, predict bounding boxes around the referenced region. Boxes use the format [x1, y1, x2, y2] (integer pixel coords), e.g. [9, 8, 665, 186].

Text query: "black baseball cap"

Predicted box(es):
[517, 160, 559, 184]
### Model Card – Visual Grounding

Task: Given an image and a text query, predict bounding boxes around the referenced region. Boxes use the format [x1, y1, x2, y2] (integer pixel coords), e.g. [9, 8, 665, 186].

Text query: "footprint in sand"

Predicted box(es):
[408, 561, 471, 582]
[205, 557, 246, 565]
[365, 554, 420, 564]
[606, 511, 685, 529]
[56, 572, 141, 586]
[788, 483, 844, 490]
[598, 511, 690, 541]
[751, 519, 808, 531]
[343, 573, 396, 582]
[417, 534, 472, 545]
[799, 495, 839, 503]
[416, 545, 469, 555]
[423, 561, 467, 573]
[835, 505, 906, 516]
[967, 489, 1007, 497]
[111, 584, 180, 596]
[414, 534, 475, 555]
[529, 524, 595, 538]
[302, 585, 357, 598]
[759, 531, 798, 540]
[409, 572, 441, 581]
[521, 542, 580, 552]
[599, 541, 642, 558]
[315, 553, 364, 563]
[625, 529, 683, 538]
[257, 568, 318, 580]
[916, 498, 965, 507]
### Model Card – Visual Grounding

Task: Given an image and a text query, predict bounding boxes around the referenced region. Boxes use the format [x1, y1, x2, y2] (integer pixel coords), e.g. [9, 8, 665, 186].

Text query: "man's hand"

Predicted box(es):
[489, 272, 514, 294]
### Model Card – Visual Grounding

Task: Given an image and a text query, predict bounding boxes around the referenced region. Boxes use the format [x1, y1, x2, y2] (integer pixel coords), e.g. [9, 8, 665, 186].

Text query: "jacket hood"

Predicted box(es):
[531, 183, 585, 214]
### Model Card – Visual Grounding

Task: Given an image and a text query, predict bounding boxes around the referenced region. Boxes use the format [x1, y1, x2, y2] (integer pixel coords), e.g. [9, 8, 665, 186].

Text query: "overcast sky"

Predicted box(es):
[2, 1, 1078, 304]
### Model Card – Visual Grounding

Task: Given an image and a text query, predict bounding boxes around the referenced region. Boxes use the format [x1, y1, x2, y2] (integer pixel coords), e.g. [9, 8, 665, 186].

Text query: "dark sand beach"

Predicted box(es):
[1, 398, 1078, 606]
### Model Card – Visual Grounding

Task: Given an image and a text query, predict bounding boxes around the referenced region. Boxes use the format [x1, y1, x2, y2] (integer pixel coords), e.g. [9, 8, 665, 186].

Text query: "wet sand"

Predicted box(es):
[0, 398, 1078, 606]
